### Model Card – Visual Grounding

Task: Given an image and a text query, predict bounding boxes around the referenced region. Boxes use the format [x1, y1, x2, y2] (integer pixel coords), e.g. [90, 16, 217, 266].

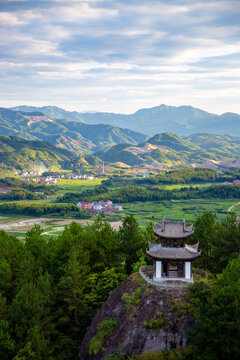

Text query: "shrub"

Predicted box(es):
[89, 318, 118, 355]
[143, 312, 166, 331]
[121, 286, 142, 311]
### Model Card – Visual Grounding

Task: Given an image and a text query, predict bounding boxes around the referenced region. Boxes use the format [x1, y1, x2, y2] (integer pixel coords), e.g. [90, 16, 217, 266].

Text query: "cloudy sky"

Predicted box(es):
[0, 0, 240, 114]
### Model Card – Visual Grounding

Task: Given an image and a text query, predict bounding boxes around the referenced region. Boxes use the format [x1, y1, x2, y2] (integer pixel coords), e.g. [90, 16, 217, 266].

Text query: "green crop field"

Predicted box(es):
[116, 198, 240, 226]
[56, 178, 106, 194]
[163, 183, 212, 190]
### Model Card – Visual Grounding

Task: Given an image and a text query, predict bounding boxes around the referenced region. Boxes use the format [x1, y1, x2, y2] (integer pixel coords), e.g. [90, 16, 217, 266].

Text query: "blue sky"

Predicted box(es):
[0, 0, 240, 114]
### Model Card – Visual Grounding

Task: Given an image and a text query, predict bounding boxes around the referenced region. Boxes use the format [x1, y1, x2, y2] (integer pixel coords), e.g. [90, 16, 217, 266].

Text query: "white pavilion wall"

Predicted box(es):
[156, 261, 162, 278]
[185, 261, 191, 279]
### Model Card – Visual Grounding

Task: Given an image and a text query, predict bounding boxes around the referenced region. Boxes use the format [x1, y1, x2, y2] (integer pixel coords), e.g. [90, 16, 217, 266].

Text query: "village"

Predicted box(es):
[77, 200, 123, 214]
[19, 172, 97, 184]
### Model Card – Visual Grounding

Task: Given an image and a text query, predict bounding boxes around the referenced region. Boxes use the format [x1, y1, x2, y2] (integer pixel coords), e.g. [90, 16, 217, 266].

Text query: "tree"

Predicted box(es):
[58, 243, 90, 342]
[118, 215, 147, 274]
[189, 255, 240, 360]
[211, 213, 240, 273]
[192, 212, 216, 270]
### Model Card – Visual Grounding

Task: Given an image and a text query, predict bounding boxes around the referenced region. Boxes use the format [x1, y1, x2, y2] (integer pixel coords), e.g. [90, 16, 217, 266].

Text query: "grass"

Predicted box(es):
[56, 178, 106, 194]
[163, 183, 212, 190]
[0, 198, 55, 205]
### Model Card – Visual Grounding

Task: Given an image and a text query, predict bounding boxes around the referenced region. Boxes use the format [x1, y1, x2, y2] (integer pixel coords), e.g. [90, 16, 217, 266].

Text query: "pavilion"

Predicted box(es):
[147, 220, 200, 283]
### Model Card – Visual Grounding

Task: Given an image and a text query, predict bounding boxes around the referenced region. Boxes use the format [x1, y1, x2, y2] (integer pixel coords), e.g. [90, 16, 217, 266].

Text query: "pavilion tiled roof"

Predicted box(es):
[154, 220, 194, 239]
[147, 241, 200, 260]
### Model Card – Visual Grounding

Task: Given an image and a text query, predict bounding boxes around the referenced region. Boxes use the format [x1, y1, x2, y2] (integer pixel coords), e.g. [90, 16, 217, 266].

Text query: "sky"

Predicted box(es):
[0, 0, 240, 114]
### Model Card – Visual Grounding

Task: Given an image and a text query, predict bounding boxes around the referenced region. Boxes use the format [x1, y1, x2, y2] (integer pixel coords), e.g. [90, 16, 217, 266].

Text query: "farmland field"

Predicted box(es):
[115, 198, 240, 226]
[1, 197, 240, 235]
[163, 183, 212, 190]
[1, 176, 240, 235]
[56, 178, 106, 194]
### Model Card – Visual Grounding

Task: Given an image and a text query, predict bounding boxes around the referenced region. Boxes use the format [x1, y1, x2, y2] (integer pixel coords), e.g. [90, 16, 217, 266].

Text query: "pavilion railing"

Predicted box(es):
[139, 266, 191, 289]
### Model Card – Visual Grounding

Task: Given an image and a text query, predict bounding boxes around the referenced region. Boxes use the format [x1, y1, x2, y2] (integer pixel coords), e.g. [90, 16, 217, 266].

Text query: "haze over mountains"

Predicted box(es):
[11, 104, 240, 136]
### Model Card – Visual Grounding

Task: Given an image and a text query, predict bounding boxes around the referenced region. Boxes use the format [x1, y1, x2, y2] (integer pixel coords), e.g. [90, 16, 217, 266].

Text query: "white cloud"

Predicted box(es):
[0, 12, 26, 26]
[46, 2, 118, 22]
[0, 0, 240, 114]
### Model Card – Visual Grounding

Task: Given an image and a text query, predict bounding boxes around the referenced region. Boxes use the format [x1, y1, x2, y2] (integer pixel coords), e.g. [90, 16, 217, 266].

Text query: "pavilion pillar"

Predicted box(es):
[155, 260, 162, 279]
[185, 261, 191, 280]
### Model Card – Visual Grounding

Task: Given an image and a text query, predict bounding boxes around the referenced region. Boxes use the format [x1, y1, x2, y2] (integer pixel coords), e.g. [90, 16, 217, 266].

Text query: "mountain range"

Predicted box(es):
[0, 108, 147, 154]
[11, 104, 240, 136]
[1, 105, 240, 171]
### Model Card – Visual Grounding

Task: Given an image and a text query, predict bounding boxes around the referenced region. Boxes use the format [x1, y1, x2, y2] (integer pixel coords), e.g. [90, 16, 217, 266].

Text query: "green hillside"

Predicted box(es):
[0, 108, 147, 154]
[96, 132, 240, 169]
[147, 132, 199, 151]
[185, 133, 240, 156]
[0, 136, 103, 176]
[0, 136, 74, 175]
[96, 144, 143, 166]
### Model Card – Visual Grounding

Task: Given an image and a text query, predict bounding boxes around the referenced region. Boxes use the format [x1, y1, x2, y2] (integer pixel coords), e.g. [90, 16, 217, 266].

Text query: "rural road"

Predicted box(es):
[228, 201, 240, 212]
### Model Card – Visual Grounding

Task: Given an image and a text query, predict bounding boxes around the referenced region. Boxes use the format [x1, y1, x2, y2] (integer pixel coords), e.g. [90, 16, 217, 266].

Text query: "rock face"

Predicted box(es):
[80, 274, 193, 359]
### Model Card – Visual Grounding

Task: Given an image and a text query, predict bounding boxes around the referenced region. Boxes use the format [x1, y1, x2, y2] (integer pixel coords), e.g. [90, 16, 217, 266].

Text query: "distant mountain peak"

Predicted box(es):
[9, 104, 240, 137]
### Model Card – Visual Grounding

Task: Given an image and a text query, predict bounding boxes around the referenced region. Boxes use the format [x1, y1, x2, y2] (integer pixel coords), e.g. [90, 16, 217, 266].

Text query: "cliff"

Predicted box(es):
[80, 274, 193, 359]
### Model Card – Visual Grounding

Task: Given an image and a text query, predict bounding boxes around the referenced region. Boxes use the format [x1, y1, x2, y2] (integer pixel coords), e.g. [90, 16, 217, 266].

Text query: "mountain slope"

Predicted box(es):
[11, 104, 240, 136]
[0, 135, 73, 174]
[96, 132, 240, 169]
[11, 105, 85, 123]
[147, 133, 199, 151]
[185, 133, 240, 157]
[0, 108, 147, 154]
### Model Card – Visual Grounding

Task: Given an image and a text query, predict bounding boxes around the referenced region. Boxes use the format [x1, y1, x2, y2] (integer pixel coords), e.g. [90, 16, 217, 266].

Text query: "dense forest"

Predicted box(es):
[0, 214, 240, 359]
[58, 184, 240, 204]
[141, 167, 240, 184]
[103, 168, 240, 187]
[0, 202, 91, 218]
[0, 189, 46, 201]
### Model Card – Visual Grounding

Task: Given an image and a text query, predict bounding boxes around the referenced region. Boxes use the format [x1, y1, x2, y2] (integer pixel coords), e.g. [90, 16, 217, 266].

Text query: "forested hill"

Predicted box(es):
[0, 136, 74, 174]
[0, 108, 147, 154]
[11, 104, 240, 136]
[96, 132, 240, 169]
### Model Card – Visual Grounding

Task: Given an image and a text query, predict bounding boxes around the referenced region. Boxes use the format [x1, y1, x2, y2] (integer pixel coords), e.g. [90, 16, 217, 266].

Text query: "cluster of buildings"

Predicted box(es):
[77, 200, 123, 214]
[59, 174, 95, 180]
[233, 180, 240, 185]
[19, 172, 96, 181]
[20, 171, 42, 177]
[21, 176, 58, 185]
[215, 180, 240, 185]
[19, 173, 97, 184]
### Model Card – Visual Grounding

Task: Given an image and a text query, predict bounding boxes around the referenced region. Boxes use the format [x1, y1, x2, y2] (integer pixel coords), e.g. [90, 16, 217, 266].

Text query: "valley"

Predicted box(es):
[1, 170, 240, 238]
[1, 103, 240, 242]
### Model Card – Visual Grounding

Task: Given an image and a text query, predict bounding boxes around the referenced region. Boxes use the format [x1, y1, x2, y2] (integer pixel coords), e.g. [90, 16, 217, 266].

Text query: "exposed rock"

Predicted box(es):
[80, 274, 193, 359]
